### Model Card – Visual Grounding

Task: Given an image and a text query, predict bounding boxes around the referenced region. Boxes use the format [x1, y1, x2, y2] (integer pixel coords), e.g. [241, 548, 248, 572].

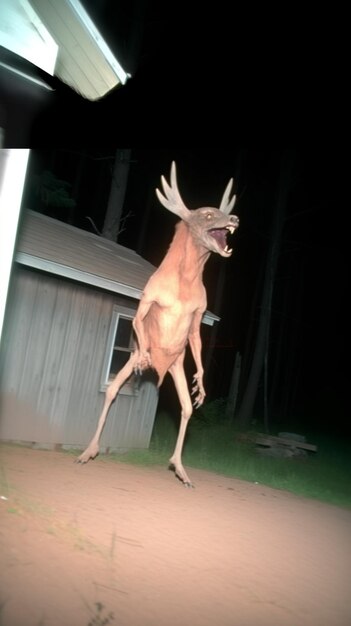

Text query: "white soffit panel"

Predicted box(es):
[0, 0, 130, 100]
[30, 0, 130, 99]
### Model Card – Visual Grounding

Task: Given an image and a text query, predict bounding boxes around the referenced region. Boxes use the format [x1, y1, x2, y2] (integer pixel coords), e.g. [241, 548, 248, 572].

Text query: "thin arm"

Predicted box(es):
[188, 310, 206, 407]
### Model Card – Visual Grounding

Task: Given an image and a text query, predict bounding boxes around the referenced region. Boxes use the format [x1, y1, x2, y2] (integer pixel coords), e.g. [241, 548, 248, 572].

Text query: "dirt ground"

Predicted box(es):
[0, 444, 350, 626]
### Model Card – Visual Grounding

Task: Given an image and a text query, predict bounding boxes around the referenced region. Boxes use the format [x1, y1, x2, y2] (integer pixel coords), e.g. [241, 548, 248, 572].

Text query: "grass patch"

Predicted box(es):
[109, 405, 351, 509]
[46, 402, 351, 509]
[6, 507, 21, 515]
[109, 447, 169, 468]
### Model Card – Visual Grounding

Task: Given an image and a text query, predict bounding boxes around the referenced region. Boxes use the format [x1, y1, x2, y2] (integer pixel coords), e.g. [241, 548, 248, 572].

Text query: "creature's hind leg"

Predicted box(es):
[77, 351, 139, 463]
[168, 353, 194, 487]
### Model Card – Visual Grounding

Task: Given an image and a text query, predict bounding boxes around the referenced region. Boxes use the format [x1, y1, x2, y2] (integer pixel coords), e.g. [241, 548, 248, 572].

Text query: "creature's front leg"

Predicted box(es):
[132, 297, 153, 374]
[188, 312, 206, 408]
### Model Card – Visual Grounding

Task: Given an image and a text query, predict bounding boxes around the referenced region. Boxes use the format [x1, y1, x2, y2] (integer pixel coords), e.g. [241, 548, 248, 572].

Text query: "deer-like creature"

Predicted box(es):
[77, 162, 239, 486]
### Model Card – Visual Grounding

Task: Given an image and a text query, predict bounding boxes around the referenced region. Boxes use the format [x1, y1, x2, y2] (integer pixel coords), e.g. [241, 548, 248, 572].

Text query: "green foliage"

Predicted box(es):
[32, 170, 76, 210]
[114, 403, 351, 509]
[67, 400, 351, 509]
[188, 397, 227, 431]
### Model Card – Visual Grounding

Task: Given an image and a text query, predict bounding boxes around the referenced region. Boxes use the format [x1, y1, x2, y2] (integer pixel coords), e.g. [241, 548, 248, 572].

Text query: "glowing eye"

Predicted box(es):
[206, 213, 213, 220]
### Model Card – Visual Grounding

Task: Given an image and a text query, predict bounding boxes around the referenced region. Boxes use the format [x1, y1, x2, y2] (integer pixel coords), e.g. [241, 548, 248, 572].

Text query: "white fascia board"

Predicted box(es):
[68, 0, 130, 85]
[15, 252, 219, 326]
[15, 252, 142, 300]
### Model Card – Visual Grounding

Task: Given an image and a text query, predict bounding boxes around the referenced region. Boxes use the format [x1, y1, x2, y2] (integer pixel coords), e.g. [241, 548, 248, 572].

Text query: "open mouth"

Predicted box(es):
[209, 225, 236, 254]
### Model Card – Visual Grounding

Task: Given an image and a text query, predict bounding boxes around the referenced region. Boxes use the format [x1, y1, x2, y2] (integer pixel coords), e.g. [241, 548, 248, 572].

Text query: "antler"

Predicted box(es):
[219, 178, 236, 215]
[155, 162, 190, 219]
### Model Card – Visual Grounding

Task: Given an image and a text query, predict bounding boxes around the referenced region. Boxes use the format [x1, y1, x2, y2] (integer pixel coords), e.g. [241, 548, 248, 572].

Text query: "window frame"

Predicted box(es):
[100, 304, 137, 395]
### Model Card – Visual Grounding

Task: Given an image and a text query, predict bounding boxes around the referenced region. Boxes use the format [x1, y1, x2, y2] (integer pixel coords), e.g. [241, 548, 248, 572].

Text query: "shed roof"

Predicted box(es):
[15, 210, 219, 326]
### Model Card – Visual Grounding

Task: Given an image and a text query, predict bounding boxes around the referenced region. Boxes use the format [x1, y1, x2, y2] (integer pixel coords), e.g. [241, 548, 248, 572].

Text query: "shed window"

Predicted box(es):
[100, 305, 138, 395]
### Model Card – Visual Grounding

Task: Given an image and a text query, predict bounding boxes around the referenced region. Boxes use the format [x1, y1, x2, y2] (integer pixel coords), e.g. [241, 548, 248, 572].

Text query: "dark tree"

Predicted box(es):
[102, 149, 132, 242]
[235, 150, 296, 430]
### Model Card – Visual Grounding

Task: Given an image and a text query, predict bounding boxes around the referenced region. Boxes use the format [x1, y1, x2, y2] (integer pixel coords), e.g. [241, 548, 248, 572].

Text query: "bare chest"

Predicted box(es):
[153, 276, 206, 313]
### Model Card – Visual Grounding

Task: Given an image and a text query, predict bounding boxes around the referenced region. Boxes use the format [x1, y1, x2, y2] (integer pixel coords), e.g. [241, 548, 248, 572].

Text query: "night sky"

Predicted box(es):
[23, 148, 349, 437]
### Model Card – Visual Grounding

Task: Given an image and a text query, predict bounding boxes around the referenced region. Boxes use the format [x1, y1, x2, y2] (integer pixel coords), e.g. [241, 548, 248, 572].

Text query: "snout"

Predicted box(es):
[229, 215, 239, 228]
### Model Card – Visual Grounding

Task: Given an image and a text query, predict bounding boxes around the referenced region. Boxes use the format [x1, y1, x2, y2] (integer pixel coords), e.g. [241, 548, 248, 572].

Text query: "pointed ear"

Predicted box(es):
[155, 162, 191, 220]
[219, 178, 236, 214]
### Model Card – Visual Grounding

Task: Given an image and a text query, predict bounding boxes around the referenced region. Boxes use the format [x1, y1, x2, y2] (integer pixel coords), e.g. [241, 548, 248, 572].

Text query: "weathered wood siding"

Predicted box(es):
[0, 267, 158, 450]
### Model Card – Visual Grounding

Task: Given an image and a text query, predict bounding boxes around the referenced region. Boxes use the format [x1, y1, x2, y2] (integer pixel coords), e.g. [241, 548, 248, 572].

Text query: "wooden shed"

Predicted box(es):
[0, 210, 218, 453]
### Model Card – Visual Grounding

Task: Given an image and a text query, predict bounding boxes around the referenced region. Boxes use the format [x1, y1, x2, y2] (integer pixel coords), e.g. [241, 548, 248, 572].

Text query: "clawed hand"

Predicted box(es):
[191, 373, 206, 408]
[134, 350, 152, 376]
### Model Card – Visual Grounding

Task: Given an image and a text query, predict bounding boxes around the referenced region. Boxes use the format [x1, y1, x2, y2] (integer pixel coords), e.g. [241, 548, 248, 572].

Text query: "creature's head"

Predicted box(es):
[156, 162, 239, 257]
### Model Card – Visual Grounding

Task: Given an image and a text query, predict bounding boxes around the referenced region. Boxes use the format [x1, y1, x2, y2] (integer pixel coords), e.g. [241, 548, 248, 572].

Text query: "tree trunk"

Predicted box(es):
[206, 150, 247, 395]
[235, 150, 296, 430]
[136, 184, 154, 255]
[225, 351, 242, 421]
[268, 260, 290, 416]
[69, 150, 87, 224]
[203, 262, 227, 387]
[102, 149, 131, 242]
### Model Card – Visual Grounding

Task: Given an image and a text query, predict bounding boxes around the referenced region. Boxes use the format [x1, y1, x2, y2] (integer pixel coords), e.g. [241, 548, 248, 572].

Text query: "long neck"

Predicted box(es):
[159, 221, 210, 282]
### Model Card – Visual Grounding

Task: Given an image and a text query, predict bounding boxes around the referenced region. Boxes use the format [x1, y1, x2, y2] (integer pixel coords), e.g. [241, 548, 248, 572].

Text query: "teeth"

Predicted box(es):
[227, 226, 235, 234]
[224, 245, 233, 254]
